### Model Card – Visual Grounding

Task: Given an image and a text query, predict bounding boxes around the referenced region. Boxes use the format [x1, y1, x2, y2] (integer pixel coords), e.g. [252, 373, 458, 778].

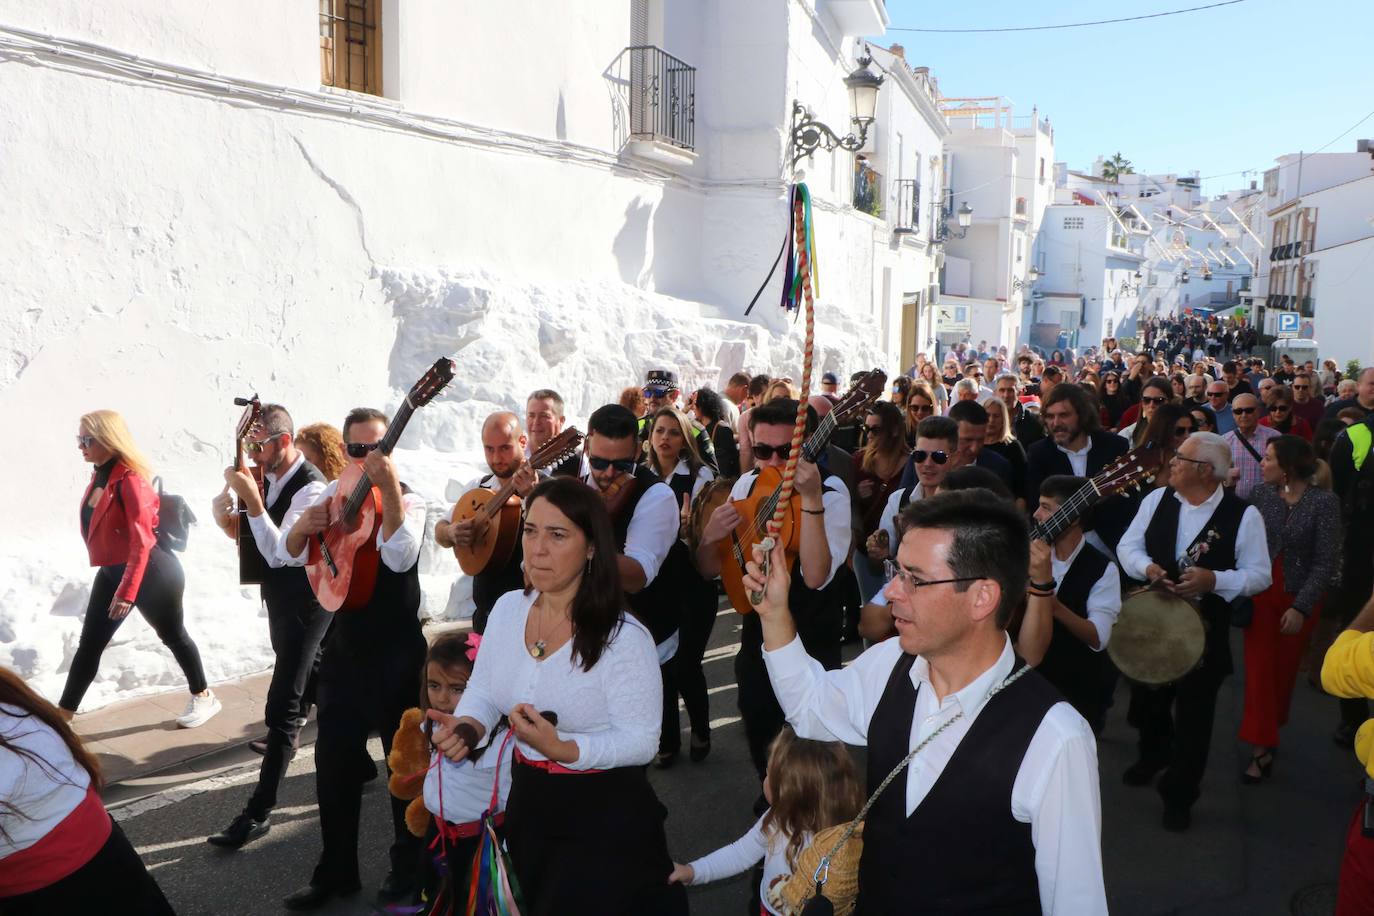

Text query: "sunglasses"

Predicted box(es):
[1141, 395, 1168, 405]
[76, 434, 96, 448]
[1294, 384, 1310, 390]
[1104, 378, 1119, 385]
[245, 434, 281, 454]
[588, 456, 637, 474]
[909, 403, 934, 415]
[1207, 392, 1228, 399]
[1232, 407, 1257, 416]
[752, 442, 793, 461]
[864, 423, 883, 433]
[912, 449, 949, 465]
[345, 442, 383, 458]
[1174, 425, 1194, 438]
[642, 387, 669, 398]
[1270, 405, 1290, 413]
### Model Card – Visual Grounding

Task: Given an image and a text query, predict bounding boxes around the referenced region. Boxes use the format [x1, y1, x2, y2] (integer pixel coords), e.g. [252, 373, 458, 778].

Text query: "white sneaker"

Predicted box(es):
[176, 691, 222, 729]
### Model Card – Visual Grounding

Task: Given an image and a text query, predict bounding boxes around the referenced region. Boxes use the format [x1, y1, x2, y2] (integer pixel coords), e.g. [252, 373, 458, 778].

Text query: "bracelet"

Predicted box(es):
[1027, 589, 1055, 599]
[1029, 579, 1057, 592]
[801, 508, 826, 515]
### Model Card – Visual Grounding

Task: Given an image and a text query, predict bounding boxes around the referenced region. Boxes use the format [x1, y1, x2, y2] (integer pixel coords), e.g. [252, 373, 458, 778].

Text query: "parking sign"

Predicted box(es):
[1277, 312, 1300, 338]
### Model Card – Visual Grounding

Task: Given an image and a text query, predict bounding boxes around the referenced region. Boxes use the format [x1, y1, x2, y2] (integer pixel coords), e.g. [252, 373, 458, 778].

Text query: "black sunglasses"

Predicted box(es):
[1232, 407, 1257, 416]
[752, 442, 793, 461]
[912, 449, 949, 465]
[1141, 395, 1168, 405]
[345, 442, 382, 458]
[1174, 425, 1194, 437]
[1207, 391, 1228, 399]
[76, 434, 96, 448]
[589, 456, 637, 474]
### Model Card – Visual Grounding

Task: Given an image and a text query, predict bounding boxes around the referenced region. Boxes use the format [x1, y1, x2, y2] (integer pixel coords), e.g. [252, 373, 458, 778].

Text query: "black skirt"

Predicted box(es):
[504, 759, 687, 916]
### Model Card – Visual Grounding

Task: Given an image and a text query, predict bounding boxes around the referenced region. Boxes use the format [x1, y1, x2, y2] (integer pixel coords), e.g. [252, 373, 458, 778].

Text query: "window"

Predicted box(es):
[320, 0, 382, 95]
[1039, 158, 1045, 182]
[1063, 216, 1084, 230]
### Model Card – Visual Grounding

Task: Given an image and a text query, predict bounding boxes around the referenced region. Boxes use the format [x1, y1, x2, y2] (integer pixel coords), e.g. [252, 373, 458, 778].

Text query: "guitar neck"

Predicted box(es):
[480, 479, 519, 521]
[342, 400, 416, 523]
[1032, 479, 1100, 543]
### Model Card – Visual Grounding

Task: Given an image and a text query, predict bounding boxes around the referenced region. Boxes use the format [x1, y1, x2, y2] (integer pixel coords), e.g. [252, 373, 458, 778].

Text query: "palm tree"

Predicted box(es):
[1102, 152, 1134, 182]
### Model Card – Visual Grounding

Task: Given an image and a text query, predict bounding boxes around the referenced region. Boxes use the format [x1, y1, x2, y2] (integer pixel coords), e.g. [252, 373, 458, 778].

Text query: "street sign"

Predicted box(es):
[1276, 311, 1300, 338]
[939, 305, 971, 333]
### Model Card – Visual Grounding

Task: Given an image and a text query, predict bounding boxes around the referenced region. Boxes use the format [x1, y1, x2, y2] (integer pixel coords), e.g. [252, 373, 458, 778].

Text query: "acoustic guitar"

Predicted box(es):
[1030, 441, 1163, 543]
[717, 369, 887, 614]
[306, 358, 455, 612]
[231, 395, 268, 585]
[451, 427, 584, 575]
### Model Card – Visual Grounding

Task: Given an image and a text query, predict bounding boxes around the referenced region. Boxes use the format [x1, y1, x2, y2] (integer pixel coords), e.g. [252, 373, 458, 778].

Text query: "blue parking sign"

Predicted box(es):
[1277, 312, 1299, 335]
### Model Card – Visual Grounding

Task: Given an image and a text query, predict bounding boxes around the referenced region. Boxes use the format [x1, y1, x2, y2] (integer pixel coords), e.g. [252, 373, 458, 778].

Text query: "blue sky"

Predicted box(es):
[876, 0, 1374, 196]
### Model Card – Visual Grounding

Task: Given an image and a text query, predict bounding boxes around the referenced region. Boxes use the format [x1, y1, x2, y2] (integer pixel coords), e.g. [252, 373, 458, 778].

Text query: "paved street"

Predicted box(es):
[113, 604, 1356, 915]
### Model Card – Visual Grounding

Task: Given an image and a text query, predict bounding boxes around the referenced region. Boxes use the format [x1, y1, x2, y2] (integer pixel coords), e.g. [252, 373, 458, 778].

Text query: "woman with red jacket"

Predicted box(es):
[59, 410, 219, 728]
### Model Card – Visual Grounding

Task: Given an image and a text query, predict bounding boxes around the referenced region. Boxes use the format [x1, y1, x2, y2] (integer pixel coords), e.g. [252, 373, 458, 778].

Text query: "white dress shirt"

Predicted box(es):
[422, 725, 514, 826]
[668, 459, 715, 507]
[580, 469, 678, 587]
[869, 483, 927, 609]
[1056, 441, 1093, 477]
[245, 453, 328, 570]
[279, 477, 427, 574]
[1051, 538, 1121, 649]
[454, 590, 661, 770]
[762, 636, 1107, 915]
[728, 470, 852, 588]
[1117, 485, 1271, 600]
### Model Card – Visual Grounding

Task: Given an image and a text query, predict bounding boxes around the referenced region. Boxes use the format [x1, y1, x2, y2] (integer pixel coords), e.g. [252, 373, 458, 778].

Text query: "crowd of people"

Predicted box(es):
[6, 318, 1374, 914]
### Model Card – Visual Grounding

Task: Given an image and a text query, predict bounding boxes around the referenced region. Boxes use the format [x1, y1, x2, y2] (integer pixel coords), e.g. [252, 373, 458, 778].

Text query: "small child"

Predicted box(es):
[669, 728, 863, 915]
[389, 632, 513, 915]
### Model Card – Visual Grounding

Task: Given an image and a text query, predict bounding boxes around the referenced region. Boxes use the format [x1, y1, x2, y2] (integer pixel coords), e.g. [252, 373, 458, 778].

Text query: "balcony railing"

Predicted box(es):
[893, 178, 920, 233]
[627, 46, 696, 151]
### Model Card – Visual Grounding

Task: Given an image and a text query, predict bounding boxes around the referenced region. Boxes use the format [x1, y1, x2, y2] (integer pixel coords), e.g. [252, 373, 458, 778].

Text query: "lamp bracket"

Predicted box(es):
[790, 101, 870, 170]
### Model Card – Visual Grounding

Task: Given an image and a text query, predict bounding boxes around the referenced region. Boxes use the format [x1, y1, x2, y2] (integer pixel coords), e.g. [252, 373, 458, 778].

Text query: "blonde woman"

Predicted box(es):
[982, 397, 1027, 503]
[62, 411, 218, 727]
[762, 379, 798, 404]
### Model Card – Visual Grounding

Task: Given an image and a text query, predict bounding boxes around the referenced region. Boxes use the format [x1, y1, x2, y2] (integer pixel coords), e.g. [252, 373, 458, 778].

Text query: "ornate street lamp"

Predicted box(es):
[944, 201, 974, 239]
[1011, 265, 1041, 292]
[790, 55, 884, 169]
[1119, 269, 1143, 295]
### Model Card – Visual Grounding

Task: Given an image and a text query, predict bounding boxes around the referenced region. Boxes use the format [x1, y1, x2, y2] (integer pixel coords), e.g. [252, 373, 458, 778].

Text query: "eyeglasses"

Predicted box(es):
[76, 434, 96, 448]
[752, 442, 794, 461]
[864, 423, 883, 433]
[588, 456, 637, 474]
[1104, 378, 1119, 385]
[245, 434, 280, 454]
[883, 559, 980, 592]
[1207, 392, 1228, 400]
[642, 387, 669, 398]
[1270, 405, 1290, 413]
[1232, 407, 1257, 416]
[1141, 395, 1168, 405]
[345, 442, 383, 458]
[1171, 453, 1212, 468]
[912, 449, 949, 465]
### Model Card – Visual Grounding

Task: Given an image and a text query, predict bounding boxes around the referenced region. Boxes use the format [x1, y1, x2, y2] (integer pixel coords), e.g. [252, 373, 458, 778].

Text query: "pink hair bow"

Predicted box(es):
[465, 632, 482, 663]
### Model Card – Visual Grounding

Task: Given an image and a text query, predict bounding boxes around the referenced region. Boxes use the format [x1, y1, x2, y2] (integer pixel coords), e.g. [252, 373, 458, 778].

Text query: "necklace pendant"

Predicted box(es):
[530, 640, 546, 659]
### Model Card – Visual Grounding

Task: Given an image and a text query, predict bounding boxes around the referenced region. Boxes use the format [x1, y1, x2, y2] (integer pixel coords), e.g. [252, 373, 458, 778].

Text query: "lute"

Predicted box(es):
[231, 395, 268, 585]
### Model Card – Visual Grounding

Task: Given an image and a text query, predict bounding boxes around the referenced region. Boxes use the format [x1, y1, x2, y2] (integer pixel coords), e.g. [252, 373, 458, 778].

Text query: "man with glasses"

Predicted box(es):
[697, 398, 851, 778]
[280, 408, 428, 909]
[1205, 381, 1237, 434]
[1223, 394, 1279, 500]
[209, 403, 329, 852]
[1256, 378, 1277, 417]
[1325, 367, 1374, 421]
[750, 489, 1107, 914]
[1291, 372, 1325, 430]
[996, 372, 1044, 446]
[1117, 432, 1271, 831]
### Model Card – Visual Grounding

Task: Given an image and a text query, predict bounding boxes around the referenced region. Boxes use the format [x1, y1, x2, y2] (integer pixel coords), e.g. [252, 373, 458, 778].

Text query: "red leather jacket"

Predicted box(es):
[80, 462, 159, 602]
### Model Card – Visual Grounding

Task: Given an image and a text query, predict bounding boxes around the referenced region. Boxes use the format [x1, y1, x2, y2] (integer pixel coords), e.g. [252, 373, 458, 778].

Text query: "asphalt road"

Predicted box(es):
[114, 606, 1356, 915]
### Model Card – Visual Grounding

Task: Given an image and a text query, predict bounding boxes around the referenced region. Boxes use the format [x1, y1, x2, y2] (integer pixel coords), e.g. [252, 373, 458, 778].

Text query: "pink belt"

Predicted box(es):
[514, 747, 604, 775]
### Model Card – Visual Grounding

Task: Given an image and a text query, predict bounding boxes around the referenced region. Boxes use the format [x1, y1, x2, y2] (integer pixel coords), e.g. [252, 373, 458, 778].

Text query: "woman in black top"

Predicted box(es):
[690, 388, 739, 479]
[1099, 372, 1130, 429]
[981, 397, 1027, 503]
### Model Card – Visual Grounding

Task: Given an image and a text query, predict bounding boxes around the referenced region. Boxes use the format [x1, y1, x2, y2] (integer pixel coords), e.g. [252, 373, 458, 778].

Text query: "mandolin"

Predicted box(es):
[232, 395, 268, 585]
[717, 369, 887, 614]
[451, 427, 584, 576]
[306, 358, 455, 612]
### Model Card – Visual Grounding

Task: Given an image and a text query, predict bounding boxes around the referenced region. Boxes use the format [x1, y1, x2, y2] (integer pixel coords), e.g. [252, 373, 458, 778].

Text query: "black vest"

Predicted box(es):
[611, 466, 683, 647]
[1142, 487, 1247, 674]
[736, 470, 845, 671]
[1035, 543, 1111, 724]
[260, 461, 326, 610]
[331, 482, 425, 656]
[857, 653, 1059, 914]
[470, 473, 527, 631]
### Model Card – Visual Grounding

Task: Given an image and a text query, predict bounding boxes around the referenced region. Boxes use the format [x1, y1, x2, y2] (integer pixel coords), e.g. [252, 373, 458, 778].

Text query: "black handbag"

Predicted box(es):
[117, 476, 196, 552]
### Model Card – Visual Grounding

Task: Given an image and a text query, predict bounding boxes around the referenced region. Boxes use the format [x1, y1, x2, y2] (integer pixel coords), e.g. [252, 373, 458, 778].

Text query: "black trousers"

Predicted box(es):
[1, 819, 174, 915]
[1128, 658, 1228, 810]
[310, 633, 426, 889]
[60, 548, 207, 711]
[244, 594, 332, 822]
[661, 573, 718, 753]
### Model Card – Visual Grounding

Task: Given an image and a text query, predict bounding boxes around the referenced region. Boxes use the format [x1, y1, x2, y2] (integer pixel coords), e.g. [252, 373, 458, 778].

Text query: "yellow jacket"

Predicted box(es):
[1321, 630, 1374, 779]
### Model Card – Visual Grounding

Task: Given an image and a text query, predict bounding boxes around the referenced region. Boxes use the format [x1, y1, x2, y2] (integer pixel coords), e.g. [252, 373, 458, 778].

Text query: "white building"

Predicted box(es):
[1, 0, 940, 705]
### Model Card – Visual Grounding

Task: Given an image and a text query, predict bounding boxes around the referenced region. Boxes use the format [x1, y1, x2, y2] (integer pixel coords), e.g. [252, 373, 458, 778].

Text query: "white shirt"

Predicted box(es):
[1117, 485, 1272, 601]
[422, 725, 514, 826]
[667, 459, 715, 507]
[0, 705, 92, 858]
[1056, 441, 1093, 477]
[1051, 538, 1121, 650]
[246, 453, 328, 570]
[869, 483, 927, 609]
[279, 477, 427, 574]
[580, 469, 678, 586]
[762, 637, 1107, 916]
[728, 470, 852, 588]
[687, 815, 805, 916]
[454, 590, 662, 770]
[1117, 422, 1138, 443]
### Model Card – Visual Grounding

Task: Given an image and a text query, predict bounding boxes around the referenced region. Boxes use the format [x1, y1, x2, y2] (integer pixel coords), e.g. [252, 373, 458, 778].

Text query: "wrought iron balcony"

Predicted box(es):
[893, 178, 920, 233]
[627, 46, 696, 151]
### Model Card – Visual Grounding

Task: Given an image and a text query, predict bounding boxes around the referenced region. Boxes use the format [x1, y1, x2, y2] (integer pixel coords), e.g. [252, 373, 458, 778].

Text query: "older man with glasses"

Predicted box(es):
[1223, 394, 1281, 500]
[1290, 373, 1325, 430]
[1205, 381, 1236, 434]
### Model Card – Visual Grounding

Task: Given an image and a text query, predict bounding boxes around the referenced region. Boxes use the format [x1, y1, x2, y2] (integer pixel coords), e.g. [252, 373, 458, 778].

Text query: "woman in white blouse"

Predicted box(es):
[427, 476, 686, 915]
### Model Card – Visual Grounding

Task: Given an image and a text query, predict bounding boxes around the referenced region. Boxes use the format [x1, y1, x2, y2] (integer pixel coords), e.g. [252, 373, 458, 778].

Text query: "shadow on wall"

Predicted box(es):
[556, 90, 568, 142]
[614, 198, 654, 288]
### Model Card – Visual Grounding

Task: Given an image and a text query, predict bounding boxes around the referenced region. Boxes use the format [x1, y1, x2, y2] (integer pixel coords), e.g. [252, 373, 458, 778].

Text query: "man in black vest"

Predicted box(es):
[207, 404, 330, 849]
[1024, 384, 1132, 549]
[1020, 476, 1120, 734]
[279, 408, 428, 910]
[435, 411, 538, 634]
[580, 404, 681, 763]
[750, 489, 1106, 914]
[1117, 432, 1271, 831]
[696, 398, 853, 779]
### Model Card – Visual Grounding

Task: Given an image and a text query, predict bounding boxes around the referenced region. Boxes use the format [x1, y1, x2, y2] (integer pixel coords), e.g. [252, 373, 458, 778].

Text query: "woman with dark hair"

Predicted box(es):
[0, 668, 174, 913]
[854, 402, 909, 601]
[1138, 403, 1194, 490]
[427, 477, 686, 915]
[1099, 372, 1130, 429]
[691, 388, 739, 478]
[1049, 348, 1065, 366]
[1191, 404, 1218, 435]
[1118, 376, 1174, 448]
[1240, 436, 1341, 783]
[1170, 373, 1188, 401]
[1259, 386, 1313, 441]
[890, 375, 912, 410]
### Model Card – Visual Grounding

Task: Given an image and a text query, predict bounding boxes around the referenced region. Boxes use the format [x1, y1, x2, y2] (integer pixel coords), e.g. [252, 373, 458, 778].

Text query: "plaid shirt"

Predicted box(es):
[1224, 425, 1281, 500]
